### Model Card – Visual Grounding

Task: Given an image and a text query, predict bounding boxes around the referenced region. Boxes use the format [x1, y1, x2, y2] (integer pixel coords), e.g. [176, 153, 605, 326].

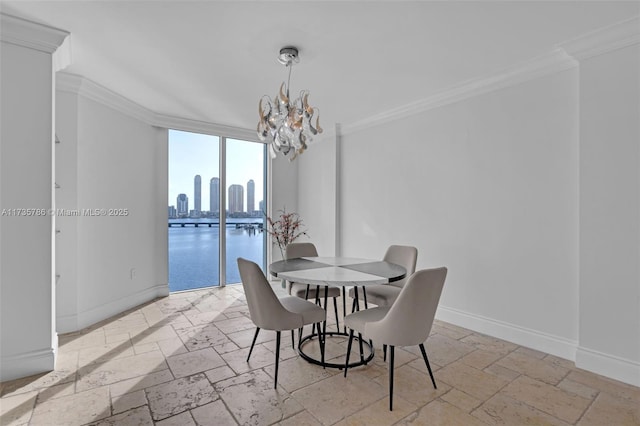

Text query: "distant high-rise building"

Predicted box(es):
[194, 175, 201, 214]
[228, 184, 244, 214]
[259, 200, 264, 215]
[168, 206, 176, 219]
[247, 179, 255, 214]
[210, 177, 220, 213]
[177, 194, 188, 217]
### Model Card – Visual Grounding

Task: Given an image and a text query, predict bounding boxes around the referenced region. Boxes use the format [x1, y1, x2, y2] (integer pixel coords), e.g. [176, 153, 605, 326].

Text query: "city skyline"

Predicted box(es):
[168, 129, 265, 214]
[169, 177, 263, 216]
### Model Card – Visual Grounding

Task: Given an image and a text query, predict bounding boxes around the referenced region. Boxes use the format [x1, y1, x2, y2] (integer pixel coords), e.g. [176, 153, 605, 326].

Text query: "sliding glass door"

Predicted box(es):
[168, 130, 266, 291]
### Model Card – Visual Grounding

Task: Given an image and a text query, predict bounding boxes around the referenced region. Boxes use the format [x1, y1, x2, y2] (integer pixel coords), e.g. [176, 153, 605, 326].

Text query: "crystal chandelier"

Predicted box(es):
[257, 47, 322, 161]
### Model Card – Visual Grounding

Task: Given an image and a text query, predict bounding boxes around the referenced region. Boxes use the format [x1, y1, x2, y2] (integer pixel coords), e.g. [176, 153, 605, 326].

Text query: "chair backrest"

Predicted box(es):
[237, 258, 302, 330]
[384, 245, 418, 288]
[283, 243, 319, 294]
[285, 242, 318, 259]
[365, 267, 447, 347]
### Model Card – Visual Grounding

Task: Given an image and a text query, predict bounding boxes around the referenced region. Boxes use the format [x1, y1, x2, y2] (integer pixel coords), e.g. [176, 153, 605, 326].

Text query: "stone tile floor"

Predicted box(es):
[1, 283, 639, 425]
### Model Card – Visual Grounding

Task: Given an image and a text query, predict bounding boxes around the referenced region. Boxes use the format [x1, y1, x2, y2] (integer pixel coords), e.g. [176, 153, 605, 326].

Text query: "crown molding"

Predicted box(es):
[52, 35, 72, 72]
[56, 71, 83, 93]
[151, 113, 258, 142]
[55, 16, 637, 143]
[0, 12, 69, 54]
[341, 48, 577, 136]
[560, 16, 640, 61]
[56, 72, 257, 140]
[57, 72, 156, 124]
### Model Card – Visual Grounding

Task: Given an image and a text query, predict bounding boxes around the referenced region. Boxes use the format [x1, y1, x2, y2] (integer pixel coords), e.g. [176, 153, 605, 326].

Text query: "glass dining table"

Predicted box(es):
[269, 256, 406, 369]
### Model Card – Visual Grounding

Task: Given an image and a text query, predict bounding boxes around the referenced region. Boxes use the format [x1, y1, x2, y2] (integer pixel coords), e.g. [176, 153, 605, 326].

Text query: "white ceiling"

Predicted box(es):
[1, 1, 638, 132]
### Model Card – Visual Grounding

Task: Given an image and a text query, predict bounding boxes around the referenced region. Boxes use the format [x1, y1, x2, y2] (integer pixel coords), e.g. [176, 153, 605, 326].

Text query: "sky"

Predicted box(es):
[168, 129, 265, 212]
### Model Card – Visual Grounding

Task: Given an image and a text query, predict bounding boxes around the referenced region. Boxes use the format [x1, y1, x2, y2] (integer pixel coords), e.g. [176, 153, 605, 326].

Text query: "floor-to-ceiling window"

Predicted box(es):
[224, 138, 267, 284]
[168, 130, 266, 291]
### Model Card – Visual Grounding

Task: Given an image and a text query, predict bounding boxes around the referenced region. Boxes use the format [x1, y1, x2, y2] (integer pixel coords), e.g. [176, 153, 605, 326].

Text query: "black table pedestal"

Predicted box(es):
[297, 330, 374, 369]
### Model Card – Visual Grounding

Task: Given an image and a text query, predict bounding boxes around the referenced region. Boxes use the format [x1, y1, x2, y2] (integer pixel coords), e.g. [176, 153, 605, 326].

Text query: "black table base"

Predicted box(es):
[297, 330, 375, 369]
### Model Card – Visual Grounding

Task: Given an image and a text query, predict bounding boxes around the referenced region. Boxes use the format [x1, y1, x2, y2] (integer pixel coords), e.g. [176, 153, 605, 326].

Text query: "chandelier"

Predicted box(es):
[257, 47, 322, 161]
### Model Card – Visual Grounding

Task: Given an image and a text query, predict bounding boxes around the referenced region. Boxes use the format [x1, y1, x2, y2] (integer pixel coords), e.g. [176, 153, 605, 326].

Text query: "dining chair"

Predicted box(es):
[285, 242, 342, 331]
[348, 244, 418, 310]
[343, 267, 447, 411]
[237, 257, 326, 389]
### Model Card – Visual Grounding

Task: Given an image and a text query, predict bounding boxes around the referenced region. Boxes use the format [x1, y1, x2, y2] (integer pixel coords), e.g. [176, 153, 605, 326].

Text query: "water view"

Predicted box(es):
[168, 218, 265, 292]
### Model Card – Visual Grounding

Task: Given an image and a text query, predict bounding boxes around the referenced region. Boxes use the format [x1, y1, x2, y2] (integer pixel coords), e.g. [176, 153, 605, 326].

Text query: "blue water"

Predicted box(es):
[168, 218, 266, 292]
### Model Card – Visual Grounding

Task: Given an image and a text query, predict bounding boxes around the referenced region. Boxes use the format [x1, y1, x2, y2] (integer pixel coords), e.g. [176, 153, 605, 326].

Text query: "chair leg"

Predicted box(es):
[291, 330, 295, 350]
[358, 332, 365, 363]
[419, 343, 437, 389]
[342, 287, 347, 333]
[318, 322, 326, 368]
[353, 287, 361, 311]
[313, 285, 322, 335]
[361, 288, 374, 350]
[383, 344, 387, 362]
[323, 289, 329, 351]
[389, 345, 395, 411]
[247, 327, 260, 362]
[333, 296, 340, 332]
[344, 329, 354, 377]
[274, 331, 281, 389]
[362, 287, 368, 309]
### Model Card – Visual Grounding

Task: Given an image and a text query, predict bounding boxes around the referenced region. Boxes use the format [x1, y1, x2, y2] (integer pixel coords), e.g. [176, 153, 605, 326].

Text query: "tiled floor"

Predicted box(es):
[1, 283, 639, 425]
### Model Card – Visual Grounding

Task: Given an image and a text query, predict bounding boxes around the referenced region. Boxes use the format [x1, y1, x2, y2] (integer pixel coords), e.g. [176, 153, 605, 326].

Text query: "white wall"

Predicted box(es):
[0, 14, 67, 381]
[577, 44, 640, 384]
[55, 82, 169, 333]
[55, 91, 79, 327]
[339, 69, 580, 359]
[297, 133, 337, 256]
[269, 154, 299, 261]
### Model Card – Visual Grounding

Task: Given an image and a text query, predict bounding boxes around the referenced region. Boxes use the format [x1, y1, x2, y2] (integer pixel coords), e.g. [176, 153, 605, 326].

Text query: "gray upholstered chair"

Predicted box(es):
[237, 257, 326, 388]
[285, 242, 342, 330]
[343, 267, 447, 411]
[348, 245, 418, 310]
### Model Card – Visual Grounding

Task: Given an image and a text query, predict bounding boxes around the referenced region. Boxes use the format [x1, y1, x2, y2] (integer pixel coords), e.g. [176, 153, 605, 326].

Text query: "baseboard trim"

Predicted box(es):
[576, 346, 640, 387]
[0, 347, 55, 382]
[436, 306, 640, 387]
[436, 305, 577, 361]
[56, 312, 78, 334]
[56, 283, 169, 334]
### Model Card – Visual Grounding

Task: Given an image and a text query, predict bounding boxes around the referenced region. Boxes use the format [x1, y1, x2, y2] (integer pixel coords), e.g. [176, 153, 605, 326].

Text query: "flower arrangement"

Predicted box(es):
[265, 208, 307, 259]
